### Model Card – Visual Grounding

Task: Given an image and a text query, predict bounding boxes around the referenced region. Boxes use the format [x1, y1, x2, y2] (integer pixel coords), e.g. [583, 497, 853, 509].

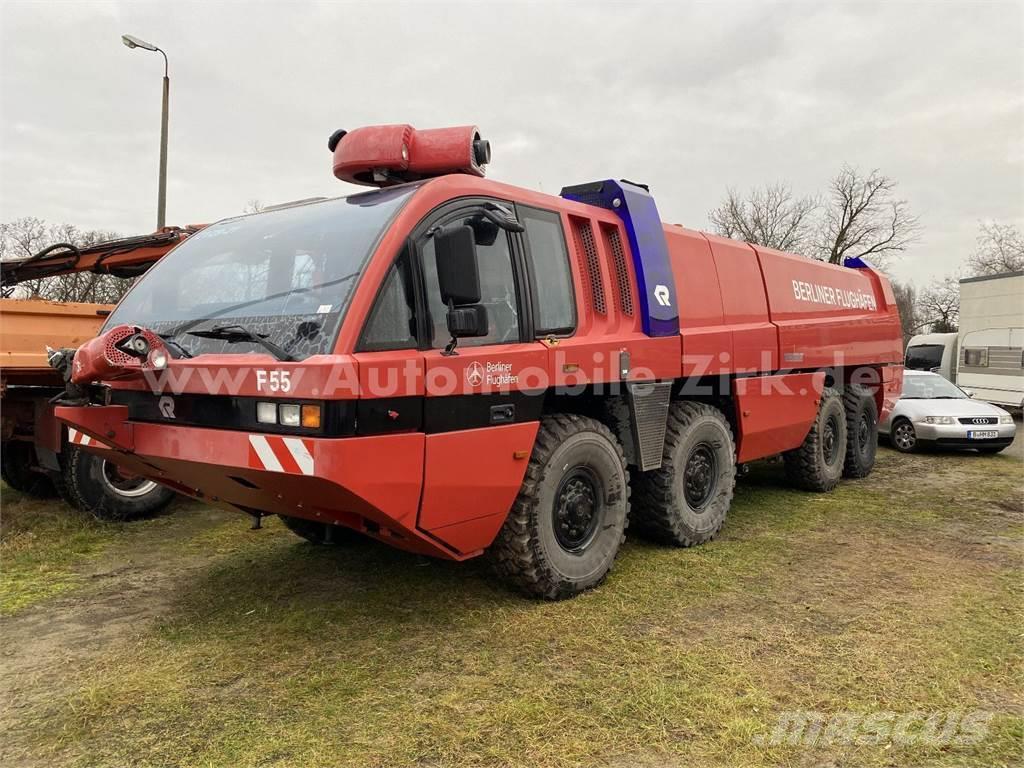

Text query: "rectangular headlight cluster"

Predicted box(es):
[924, 416, 955, 425]
[256, 402, 321, 429]
[999, 414, 1014, 424]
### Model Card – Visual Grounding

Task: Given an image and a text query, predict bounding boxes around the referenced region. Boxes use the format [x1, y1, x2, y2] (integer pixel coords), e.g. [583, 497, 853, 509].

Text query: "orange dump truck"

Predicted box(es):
[0, 228, 199, 517]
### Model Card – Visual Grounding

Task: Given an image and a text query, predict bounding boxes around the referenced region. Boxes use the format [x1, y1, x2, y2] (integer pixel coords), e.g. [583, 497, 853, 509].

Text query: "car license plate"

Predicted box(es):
[968, 430, 999, 439]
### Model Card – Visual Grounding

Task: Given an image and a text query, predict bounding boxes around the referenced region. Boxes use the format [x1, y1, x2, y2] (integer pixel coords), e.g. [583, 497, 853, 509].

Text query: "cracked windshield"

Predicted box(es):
[103, 183, 418, 360]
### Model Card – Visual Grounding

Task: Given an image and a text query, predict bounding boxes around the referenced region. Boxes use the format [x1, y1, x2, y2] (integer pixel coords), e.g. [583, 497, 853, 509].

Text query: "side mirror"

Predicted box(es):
[447, 305, 489, 338]
[963, 388, 975, 398]
[434, 224, 480, 305]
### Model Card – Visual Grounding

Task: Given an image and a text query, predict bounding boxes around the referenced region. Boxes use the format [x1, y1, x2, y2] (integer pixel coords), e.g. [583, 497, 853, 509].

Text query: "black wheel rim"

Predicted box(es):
[684, 442, 718, 510]
[857, 413, 871, 455]
[553, 466, 603, 553]
[822, 414, 842, 465]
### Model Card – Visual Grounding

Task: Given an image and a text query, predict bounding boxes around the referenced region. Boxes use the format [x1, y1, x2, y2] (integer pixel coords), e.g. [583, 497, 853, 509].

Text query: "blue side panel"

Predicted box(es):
[560, 179, 680, 337]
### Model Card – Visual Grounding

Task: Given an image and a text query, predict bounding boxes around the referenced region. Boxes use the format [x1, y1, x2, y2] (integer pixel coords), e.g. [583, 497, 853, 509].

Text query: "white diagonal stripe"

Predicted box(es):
[282, 437, 314, 476]
[68, 428, 79, 443]
[249, 434, 282, 472]
[81, 434, 92, 446]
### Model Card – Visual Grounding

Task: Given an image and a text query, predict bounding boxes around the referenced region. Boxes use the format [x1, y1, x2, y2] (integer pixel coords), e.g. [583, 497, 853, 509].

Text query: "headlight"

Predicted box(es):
[279, 404, 301, 427]
[924, 416, 955, 425]
[148, 350, 168, 370]
[999, 414, 1014, 424]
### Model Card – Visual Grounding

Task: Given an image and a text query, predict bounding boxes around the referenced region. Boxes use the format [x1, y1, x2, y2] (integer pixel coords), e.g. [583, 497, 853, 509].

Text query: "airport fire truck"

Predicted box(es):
[50, 125, 903, 598]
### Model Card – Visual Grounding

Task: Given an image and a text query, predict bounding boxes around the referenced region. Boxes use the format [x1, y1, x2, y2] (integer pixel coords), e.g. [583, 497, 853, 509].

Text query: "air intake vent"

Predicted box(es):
[603, 225, 633, 316]
[570, 217, 606, 314]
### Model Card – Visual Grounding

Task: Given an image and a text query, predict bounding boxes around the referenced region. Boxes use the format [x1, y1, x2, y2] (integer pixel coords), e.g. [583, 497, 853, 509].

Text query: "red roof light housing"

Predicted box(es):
[330, 124, 490, 187]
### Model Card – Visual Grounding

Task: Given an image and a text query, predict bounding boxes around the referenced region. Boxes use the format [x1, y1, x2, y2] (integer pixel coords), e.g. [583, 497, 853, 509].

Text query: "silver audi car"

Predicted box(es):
[880, 370, 1017, 454]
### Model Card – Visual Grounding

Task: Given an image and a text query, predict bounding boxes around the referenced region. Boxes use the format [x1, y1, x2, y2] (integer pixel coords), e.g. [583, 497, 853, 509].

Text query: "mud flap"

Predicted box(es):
[626, 381, 673, 471]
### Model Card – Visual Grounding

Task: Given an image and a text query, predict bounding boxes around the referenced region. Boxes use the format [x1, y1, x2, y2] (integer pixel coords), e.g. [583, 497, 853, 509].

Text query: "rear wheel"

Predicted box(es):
[64, 447, 176, 520]
[489, 414, 629, 600]
[784, 387, 847, 492]
[0, 441, 55, 498]
[632, 402, 736, 547]
[842, 385, 878, 478]
[890, 417, 917, 454]
[279, 514, 361, 544]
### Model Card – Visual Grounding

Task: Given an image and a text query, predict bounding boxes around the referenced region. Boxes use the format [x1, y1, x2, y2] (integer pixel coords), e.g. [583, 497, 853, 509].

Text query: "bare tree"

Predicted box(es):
[243, 199, 265, 214]
[0, 218, 133, 303]
[815, 165, 920, 266]
[968, 221, 1024, 276]
[709, 166, 920, 268]
[708, 183, 818, 252]
[918, 275, 959, 333]
[891, 280, 920, 346]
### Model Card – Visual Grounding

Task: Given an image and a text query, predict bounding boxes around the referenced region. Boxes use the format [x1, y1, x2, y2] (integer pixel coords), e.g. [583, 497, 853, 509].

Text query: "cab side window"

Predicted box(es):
[358, 257, 417, 351]
[420, 214, 521, 348]
[520, 206, 576, 335]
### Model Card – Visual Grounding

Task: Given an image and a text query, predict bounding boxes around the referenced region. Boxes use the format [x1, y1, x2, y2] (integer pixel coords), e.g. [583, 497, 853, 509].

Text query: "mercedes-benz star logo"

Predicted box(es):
[466, 362, 484, 387]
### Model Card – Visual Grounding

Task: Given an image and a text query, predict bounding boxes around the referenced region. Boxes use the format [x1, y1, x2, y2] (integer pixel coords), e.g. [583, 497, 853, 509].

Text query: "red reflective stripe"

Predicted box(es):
[268, 436, 302, 474]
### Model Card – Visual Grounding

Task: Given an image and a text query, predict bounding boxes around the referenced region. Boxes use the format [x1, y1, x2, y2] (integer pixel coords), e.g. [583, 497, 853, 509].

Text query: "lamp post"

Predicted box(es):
[122, 34, 169, 230]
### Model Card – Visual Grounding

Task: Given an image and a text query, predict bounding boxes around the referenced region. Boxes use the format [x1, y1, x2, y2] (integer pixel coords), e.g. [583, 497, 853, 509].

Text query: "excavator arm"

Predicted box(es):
[1, 224, 204, 382]
[1, 225, 204, 290]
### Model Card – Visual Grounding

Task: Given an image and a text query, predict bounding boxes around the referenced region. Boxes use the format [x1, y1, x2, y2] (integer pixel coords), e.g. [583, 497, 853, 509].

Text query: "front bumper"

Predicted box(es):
[54, 404, 535, 561]
[912, 420, 1016, 449]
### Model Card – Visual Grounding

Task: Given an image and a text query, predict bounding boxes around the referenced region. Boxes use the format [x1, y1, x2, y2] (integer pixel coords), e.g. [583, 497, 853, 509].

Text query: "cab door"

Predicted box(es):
[414, 201, 547, 555]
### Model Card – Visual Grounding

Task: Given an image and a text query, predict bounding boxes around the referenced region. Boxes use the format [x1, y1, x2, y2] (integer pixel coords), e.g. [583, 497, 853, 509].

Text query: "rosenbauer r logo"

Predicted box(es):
[158, 395, 176, 419]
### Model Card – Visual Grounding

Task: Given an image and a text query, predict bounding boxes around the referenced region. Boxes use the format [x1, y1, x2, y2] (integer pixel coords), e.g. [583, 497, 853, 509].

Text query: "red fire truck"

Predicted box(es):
[50, 125, 903, 598]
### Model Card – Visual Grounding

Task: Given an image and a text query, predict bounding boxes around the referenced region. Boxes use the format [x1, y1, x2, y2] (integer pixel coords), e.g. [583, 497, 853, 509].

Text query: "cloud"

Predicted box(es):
[1, 0, 1021, 286]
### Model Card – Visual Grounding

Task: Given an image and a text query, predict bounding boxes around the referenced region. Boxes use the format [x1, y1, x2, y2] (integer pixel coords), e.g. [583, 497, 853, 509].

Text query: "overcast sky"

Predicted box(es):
[1, 0, 1021, 286]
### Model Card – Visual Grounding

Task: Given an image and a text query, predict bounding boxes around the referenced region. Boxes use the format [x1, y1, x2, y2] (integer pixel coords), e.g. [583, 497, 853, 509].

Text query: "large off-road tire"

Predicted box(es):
[890, 417, 917, 454]
[0, 441, 56, 498]
[489, 414, 629, 600]
[784, 387, 848, 492]
[632, 402, 736, 547]
[842, 385, 879, 479]
[279, 514, 361, 545]
[64, 447, 176, 521]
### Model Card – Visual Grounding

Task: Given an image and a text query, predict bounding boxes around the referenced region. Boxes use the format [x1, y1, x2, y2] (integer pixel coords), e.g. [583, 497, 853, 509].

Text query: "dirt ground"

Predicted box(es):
[1, 436, 1021, 768]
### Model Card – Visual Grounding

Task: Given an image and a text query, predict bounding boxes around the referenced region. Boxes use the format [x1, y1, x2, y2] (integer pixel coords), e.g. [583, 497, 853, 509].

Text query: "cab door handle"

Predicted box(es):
[490, 404, 515, 424]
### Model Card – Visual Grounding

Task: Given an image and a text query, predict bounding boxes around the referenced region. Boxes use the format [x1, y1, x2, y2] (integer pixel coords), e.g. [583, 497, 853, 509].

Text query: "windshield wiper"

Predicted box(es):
[186, 324, 296, 362]
[155, 333, 193, 359]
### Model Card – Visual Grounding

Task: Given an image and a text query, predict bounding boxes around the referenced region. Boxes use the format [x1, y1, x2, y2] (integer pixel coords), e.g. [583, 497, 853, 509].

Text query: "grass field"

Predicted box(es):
[1, 442, 1021, 768]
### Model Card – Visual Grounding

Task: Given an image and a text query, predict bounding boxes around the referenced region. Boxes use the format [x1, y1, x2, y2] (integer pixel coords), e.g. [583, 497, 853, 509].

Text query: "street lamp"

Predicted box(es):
[122, 34, 169, 230]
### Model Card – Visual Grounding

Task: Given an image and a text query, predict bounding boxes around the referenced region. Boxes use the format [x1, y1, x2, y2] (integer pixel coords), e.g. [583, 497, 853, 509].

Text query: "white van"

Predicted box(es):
[905, 332, 958, 381]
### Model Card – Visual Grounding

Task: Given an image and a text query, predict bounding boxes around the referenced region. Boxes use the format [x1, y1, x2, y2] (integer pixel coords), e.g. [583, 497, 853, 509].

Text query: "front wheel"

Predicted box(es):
[279, 514, 362, 544]
[64, 448, 176, 520]
[890, 418, 917, 454]
[489, 414, 629, 600]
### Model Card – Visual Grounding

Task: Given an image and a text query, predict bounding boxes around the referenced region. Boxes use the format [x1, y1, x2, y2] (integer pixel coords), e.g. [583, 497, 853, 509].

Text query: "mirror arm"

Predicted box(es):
[479, 205, 525, 233]
[442, 298, 460, 357]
